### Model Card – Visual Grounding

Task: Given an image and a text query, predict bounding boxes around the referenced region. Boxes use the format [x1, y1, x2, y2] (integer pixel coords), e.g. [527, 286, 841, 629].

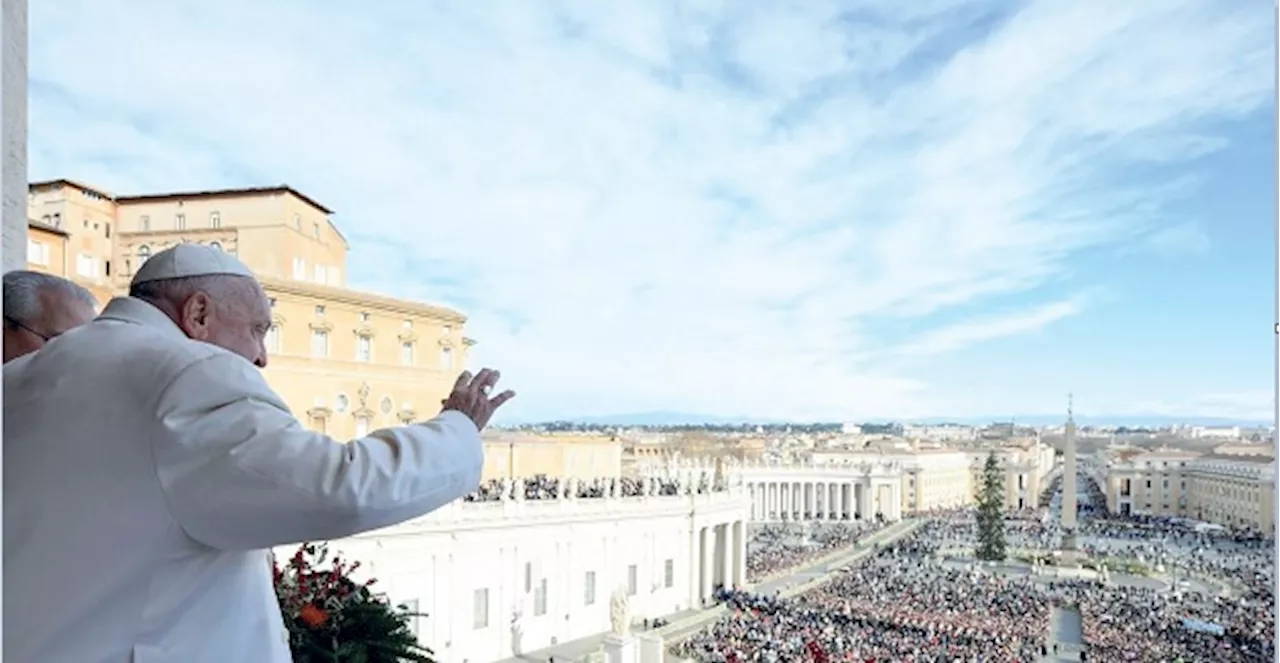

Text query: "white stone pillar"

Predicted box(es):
[733, 520, 746, 587]
[719, 522, 732, 589]
[700, 526, 714, 603]
[603, 633, 638, 663]
[636, 632, 664, 663]
[2, 0, 28, 273]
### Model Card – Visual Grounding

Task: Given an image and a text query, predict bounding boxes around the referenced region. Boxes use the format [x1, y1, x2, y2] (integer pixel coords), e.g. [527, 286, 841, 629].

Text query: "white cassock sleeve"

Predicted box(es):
[151, 352, 483, 550]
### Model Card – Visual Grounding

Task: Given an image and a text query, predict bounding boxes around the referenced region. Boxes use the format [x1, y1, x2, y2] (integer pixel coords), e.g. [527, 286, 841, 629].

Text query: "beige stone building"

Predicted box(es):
[962, 439, 1058, 511]
[1102, 447, 1276, 535]
[25, 179, 470, 440]
[481, 433, 623, 481]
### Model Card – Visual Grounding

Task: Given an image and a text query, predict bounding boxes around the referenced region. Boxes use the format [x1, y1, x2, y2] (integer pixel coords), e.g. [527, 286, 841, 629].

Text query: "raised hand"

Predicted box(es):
[440, 368, 515, 431]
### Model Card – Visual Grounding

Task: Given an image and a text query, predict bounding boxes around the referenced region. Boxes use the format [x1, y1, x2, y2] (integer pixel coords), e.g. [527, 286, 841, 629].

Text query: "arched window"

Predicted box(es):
[137, 245, 152, 265]
[209, 241, 223, 251]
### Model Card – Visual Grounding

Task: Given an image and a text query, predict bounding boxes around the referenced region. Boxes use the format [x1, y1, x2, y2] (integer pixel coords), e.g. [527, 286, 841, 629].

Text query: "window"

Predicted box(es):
[584, 571, 596, 606]
[314, 305, 326, 316]
[269, 297, 277, 308]
[266, 325, 281, 353]
[400, 341, 415, 365]
[356, 335, 372, 363]
[626, 564, 637, 596]
[359, 312, 370, 323]
[76, 253, 97, 278]
[311, 330, 329, 357]
[335, 394, 349, 413]
[533, 578, 547, 616]
[328, 267, 341, 285]
[105, 222, 111, 238]
[210, 211, 221, 228]
[313, 221, 321, 239]
[27, 240, 48, 265]
[439, 347, 454, 370]
[355, 416, 370, 438]
[138, 245, 152, 264]
[380, 397, 393, 415]
[293, 213, 302, 230]
[443, 325, 452, 335]
[136, 214, 150, 231]
[402, 319, 413, 330]
[52, 212, 61, 227]
[292, 258, 307, 280]
[209, 241, 223, 251]
[472, 589, 489, 630]
[175, 213, 186, 230]
[314, 265, 326, 283]
[524, 563, 532, 593]
[664, 559, 674, 588]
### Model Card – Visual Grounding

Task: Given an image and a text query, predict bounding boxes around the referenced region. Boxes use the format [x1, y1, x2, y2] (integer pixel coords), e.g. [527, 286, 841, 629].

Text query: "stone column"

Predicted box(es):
[700, 526, 714, 603]
[733, 520, 746, 587]
[719, 522, 732, 589]
[2, 0, 28, 273]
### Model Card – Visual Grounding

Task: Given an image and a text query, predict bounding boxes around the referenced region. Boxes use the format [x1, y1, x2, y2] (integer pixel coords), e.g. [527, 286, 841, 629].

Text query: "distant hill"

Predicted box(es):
[511, 411, 1271, 429]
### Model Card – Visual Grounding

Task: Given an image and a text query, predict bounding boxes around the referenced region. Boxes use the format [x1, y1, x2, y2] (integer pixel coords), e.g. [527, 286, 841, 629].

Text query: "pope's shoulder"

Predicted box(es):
[5, 303, 261, 398]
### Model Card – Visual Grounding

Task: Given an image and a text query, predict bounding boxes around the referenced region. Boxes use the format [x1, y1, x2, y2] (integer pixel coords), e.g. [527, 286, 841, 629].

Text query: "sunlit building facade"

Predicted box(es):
[25, 179, 469, 438]
[1102, 448, 1276, 535]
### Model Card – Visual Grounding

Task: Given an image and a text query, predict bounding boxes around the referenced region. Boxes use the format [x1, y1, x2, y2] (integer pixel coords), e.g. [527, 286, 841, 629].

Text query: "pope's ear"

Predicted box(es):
[178, 292, 215, 338]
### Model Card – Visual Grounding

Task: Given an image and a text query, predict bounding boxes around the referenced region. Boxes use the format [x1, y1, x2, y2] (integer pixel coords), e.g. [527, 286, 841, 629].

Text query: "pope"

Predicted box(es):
[3, 244, 514, 663]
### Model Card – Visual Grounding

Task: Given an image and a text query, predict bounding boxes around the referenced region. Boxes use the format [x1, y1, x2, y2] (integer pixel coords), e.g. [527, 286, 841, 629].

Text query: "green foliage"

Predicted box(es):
[974, 452, 1007, 562]
[275, 543, 435, 663]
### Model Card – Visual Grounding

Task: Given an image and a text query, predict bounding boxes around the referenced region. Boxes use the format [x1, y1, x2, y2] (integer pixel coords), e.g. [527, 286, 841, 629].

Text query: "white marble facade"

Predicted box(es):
[296, 488, 750, 663]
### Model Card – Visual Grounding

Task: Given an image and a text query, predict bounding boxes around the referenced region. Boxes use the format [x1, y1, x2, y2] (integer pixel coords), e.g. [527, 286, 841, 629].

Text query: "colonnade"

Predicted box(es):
[692, 519, 746, 606]
[744, 478, 901, 522]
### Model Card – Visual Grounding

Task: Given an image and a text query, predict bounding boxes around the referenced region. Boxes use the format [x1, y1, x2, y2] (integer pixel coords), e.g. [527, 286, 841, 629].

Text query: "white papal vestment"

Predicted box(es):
[4, 297, 483, 663]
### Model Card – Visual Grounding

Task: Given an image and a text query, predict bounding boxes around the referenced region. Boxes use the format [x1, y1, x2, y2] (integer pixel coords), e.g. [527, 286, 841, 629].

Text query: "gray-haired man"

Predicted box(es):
[2, 270, 98, 363]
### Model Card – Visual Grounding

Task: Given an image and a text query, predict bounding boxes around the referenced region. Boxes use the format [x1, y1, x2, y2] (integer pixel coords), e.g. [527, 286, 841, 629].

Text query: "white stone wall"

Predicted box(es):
[2, 0, 27, 273]
[280, 492, 750, 663]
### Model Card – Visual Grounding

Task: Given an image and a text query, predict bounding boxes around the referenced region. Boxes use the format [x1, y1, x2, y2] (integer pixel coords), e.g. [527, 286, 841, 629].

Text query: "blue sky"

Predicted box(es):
[26, 0, 1276, 423]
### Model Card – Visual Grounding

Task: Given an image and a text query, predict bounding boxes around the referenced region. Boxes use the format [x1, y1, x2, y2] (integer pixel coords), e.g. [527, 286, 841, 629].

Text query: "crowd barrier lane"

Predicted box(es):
[659, 519, 929, 645]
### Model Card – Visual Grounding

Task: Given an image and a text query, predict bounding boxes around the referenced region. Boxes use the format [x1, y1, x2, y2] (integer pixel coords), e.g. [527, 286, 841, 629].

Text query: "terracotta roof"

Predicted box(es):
[29, 178, 115, 200]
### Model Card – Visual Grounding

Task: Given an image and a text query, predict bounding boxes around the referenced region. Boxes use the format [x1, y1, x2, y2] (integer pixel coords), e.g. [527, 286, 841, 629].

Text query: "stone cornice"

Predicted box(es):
[259, 274, 466, 323]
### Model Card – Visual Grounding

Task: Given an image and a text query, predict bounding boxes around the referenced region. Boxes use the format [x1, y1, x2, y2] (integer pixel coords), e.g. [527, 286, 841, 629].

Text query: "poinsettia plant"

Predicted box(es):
[273, 543, 434, 663]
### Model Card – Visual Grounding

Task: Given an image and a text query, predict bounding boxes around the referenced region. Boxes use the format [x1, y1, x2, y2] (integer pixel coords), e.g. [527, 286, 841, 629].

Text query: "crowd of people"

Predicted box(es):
[744, 522, 887, 582]
[462, 474, 719, 501]
[674, 507, 1275, 662]
[676, 530, 1052, 662]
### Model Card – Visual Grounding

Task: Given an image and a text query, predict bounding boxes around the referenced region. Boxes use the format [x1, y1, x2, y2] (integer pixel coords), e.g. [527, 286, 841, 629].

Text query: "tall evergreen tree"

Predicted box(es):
[975, 452, 1007, 561]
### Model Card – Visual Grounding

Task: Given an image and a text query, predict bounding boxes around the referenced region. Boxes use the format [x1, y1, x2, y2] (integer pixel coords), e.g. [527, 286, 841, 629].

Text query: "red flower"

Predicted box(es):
[299, 602, 329, 628]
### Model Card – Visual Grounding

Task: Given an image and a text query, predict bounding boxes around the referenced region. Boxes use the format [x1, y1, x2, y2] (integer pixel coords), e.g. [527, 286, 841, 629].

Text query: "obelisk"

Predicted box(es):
[1060, 394, 1079, 555]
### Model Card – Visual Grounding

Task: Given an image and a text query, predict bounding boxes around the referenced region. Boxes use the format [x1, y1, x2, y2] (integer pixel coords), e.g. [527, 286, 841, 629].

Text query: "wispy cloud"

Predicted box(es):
[27, 0, 1273, 419]
[892, 297, 1087, 357]
[1141, 221, 1212, 256]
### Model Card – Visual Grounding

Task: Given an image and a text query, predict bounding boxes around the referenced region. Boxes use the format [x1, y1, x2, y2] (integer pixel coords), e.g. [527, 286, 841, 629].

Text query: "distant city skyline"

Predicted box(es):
[29, 1, 1275, 422]
[508, 410, 1274, 430]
